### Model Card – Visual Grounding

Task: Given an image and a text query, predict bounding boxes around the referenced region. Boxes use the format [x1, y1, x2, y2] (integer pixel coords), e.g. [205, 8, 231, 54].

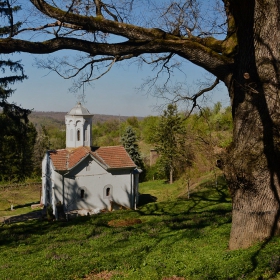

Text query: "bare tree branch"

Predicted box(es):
[179, 77, 220, 118]
[15, 21, 83, 35]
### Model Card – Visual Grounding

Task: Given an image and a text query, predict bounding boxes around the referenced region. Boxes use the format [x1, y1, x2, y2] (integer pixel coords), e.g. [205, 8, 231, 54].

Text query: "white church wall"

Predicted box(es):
[42, 154, 54, 207]
[83, 119, 92, 147]
[78, 156, 108, 176]
[110, 170, 134, 206]
[41, 155, 47, 205]
[63, 177, 77, 211]
[53, 171, 64, 210]
[62, 163, 135, 211]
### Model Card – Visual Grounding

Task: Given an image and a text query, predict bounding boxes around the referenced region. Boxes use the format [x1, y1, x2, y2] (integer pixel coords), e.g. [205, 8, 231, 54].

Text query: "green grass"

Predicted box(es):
[0, 183, 41, 217]
[1, 176, 280, 279]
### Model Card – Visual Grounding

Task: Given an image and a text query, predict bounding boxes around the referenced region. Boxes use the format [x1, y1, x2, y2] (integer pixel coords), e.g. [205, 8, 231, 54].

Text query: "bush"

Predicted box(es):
[145, 163, 166, 181]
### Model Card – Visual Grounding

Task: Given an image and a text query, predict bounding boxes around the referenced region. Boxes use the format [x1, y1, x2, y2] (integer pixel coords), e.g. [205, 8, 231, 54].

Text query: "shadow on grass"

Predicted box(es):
[137, 193, 157, 207]
[0, 214, 98, 247]
[4, 201, 40, 211]
[138, 179, 231, 217]
[134, 179, 233, 245]
[0, 210, 43, 225]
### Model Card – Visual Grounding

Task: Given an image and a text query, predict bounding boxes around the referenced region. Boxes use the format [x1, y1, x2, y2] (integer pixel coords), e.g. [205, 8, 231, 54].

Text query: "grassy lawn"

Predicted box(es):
[1, 176, 280, 279]
[0, 183, 41, 217]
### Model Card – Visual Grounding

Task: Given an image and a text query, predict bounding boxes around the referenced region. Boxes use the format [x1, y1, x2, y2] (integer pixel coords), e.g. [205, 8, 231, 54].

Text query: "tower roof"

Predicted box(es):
[67, 102, 93, 116]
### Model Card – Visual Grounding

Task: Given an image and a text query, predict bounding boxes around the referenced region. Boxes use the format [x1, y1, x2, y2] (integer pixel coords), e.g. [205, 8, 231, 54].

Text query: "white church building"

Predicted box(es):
[41, 103, 140, 217]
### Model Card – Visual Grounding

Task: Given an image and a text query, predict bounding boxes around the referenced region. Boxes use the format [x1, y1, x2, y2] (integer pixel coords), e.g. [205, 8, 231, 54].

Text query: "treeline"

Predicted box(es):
[0, 102, 232, 184]
[86, 102, 232, 182]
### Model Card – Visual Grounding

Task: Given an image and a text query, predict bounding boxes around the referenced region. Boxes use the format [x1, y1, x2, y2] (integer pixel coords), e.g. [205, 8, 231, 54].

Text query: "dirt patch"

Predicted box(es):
[108, 218, 142, 227]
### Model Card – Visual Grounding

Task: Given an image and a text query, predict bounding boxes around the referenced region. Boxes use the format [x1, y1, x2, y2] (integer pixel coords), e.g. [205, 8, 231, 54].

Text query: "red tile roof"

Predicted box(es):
[94, 146, 136, 169]
[48, 149, 68, 171]
[68, 147, 89, 169]
[49, 146, 136, 171]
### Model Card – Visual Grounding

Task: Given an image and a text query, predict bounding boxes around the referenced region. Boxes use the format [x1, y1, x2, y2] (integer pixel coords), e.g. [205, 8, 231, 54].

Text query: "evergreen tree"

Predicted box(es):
[121, 126, 145, 172]
[0, 1, 36, 182]
[151, 104, 192, 184]
[0, 0, 26, 104]
[0, 1, 26, 109]
[0, 112, 37, 182]
[0, 1, 22, 38]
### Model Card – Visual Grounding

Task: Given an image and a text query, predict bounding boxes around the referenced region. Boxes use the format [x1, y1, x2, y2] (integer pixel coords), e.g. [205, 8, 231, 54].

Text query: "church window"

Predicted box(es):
[103, 184, 113, 198]
[106, 187, 110, 196]
[77, 129, 80, 141]
[80, 189, 85, 199]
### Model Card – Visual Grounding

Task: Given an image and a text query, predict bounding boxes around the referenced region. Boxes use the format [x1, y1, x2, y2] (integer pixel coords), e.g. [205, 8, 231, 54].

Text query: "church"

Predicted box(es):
[41, 103, 140, 218]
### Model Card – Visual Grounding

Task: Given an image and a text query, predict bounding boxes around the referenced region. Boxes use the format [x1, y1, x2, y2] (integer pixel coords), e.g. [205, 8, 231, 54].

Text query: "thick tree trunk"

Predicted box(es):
[226, 0, 280, 249]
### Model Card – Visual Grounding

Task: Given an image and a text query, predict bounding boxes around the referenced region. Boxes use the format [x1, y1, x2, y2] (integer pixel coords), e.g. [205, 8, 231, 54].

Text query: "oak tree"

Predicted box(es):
[0, 0, 279, 249]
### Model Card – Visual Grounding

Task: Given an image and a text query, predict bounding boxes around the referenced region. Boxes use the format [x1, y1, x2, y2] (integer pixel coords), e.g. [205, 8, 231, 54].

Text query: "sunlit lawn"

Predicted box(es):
[0, 183, 41, 217]
[1, 177, 280, 279]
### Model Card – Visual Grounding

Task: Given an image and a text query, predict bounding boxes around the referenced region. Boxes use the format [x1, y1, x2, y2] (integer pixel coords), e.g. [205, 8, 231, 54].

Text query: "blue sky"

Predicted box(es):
[8, 51, 230, 117]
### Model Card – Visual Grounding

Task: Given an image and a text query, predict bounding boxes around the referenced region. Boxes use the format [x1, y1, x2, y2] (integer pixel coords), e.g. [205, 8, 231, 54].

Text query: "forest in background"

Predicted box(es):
[17, 102, 233, 185]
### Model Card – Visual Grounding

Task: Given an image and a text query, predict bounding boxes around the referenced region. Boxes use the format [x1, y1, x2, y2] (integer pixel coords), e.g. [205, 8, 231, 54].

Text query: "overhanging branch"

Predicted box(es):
[0, 36, 232, 81]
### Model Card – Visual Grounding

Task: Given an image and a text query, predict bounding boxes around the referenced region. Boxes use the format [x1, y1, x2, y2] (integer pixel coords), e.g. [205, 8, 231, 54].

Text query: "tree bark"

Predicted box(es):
[225, 0, 280, 249]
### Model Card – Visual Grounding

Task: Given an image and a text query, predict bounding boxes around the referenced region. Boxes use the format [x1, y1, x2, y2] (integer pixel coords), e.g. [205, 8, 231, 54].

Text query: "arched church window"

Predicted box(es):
[103, 184, 113, 199]
[77, 129, 80, 141]
[106, 187, 110, 196]
[81, 189, 85, 199]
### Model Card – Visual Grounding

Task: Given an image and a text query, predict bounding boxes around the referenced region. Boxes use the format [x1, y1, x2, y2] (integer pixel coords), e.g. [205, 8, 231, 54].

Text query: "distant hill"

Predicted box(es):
[29, 111, 144, 128]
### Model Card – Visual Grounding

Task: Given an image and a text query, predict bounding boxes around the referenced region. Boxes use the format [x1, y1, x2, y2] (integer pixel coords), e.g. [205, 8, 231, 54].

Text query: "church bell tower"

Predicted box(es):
[65, 103, 93, 148]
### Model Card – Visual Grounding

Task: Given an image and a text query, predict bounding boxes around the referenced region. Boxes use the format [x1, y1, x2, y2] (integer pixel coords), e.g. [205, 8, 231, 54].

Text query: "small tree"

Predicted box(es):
[121, 126, 145, 173]
[32, 125, 50, 176]
[151, 104, 191, 184]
